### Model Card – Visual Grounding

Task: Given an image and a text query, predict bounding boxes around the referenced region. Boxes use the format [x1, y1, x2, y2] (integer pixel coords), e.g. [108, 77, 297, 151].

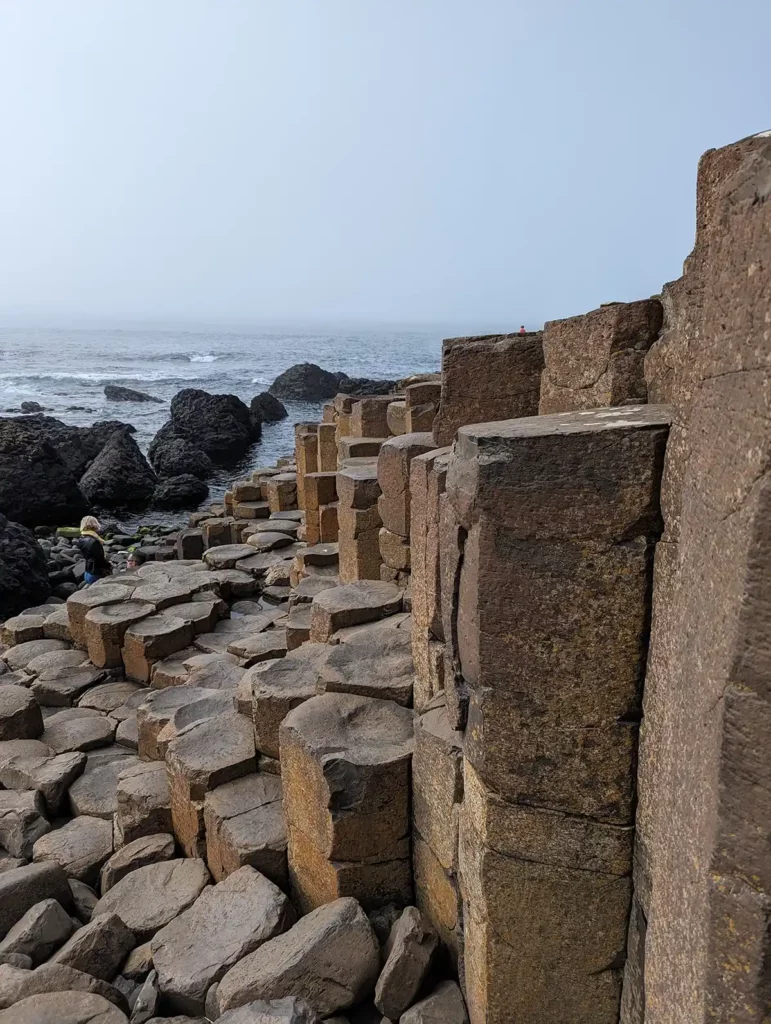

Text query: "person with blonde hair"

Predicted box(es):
[74, 516, 112, 585]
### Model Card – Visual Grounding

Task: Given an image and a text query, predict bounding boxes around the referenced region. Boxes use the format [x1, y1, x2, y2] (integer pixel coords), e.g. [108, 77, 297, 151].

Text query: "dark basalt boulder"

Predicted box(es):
[269, 363, 343, 401]
[0, 418, 89, 526]
[153, 474, 209, 510]
[0, 514, 51, 618]
[149, 389, 260, 465]
[0, 416, 137, 480]
[20, 401, 45, 413]
[104, 385, 162, 403]
[79, 431, 157, 509]
[148, 437, 214, 480]
[250, 392, 288, 424]
[338, 375, 397, 397]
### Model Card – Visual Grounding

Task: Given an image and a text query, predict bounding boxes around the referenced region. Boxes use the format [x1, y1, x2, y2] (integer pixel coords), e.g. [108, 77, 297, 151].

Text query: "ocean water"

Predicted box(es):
[0, 324, 444, 526]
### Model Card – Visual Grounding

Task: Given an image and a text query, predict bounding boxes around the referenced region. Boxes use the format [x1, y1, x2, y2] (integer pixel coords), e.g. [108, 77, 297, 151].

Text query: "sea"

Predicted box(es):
[0, 323, 446, 528]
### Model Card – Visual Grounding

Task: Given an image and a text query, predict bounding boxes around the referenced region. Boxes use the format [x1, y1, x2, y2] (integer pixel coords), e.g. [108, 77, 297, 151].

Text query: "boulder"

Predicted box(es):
[0, 517, 51, 619]
[131, 969, 159, 1023]
[338, 376, 396, 397]
[3, 639, 69, 673]
[99, 834, 175, 893]
[104, 386, 162, 404]
[152, 866, 295, 1015]
[399, 980, 468, 1023]
[114, 762, 172, 847]
[68, 753, 140, 819]
[79, 432, 157, 510]
[0, 899, 73, 965]
[0, 751, 86, 816]
[122, 615, 194, 684]
[67, 584, 136, 650]
[373, 907, 438, 1019]
[204, 774, 287, 887]
[250, 392, 288, 423]
[52, 913, 135, 981]
[0, 862, 74, 939]
[216, 897, 380, 1016]
[0, 990, 128, 1023]
[148, 437, 213, 480]
[91, 859, 210, 942]
[0, 961, 128, 1012]
[269, 364, 341, 401]
[0, 420, 88, 527]
[32, 815, 113, 885]
[0, 687, 44, 741]
[153, 475, 209, 510]
[32, 665, 108, 708]
[42, 708, 116, 754]
[218, 998, 321, 1023]
[0, 791, 50, 859]
[154, 389, 260, 464]
[68, 879, 98, 924]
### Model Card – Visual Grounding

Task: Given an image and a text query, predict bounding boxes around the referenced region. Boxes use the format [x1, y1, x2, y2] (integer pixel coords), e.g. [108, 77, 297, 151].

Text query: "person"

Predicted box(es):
[126, 547, 140, 571]
[519, 325, 527, 334]
[75, 516, 112, 585]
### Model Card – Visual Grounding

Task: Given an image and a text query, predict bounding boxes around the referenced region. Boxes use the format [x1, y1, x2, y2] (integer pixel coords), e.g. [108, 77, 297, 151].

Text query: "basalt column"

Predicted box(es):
[294, 422, 319, 512]
[377, 433, 435, 587]
[631, 131, 771, 1024]
[442, 406, 670, 1024]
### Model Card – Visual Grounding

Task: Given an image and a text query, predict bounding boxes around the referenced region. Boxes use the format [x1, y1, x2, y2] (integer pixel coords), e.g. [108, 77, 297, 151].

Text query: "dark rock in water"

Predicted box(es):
[148, 437, 214, 480]
[153, 475, 209, 510]
[269, 363, 343, 401]
[0, 514, 51, 618]
[104, 385, 162, 404]
[338, 375, 397, 396]
[20, 401, 45, 413]
[0, 418, 89, 526]
[250, 392, 288, 424]
[80, 432, 157, 510]
[149, 389, 260, 465]
[0, 415, 137, 482]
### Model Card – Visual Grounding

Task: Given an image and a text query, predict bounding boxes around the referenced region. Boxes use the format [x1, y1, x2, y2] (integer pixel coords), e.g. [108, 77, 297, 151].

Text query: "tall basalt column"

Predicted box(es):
[442, 406, 670, 1024]
[294, 422, 319, 511]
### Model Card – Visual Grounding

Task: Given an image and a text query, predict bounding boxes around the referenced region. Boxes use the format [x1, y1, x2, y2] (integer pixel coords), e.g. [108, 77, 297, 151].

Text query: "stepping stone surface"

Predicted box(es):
[32, 814, 113, 885]
[0, 687, 43, 742]
[309, 581, 401, 642]
[0, 990, 128, 1023]
[42, 708, 116, 753]
[204, 774, 287, 887]
[100, 833, 175, 892]
[52, 911, 135, 981]
[0, 751, 86, 815]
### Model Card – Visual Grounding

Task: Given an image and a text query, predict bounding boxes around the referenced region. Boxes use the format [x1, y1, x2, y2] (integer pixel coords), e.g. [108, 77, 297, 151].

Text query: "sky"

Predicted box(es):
[0, 0, 768, 330]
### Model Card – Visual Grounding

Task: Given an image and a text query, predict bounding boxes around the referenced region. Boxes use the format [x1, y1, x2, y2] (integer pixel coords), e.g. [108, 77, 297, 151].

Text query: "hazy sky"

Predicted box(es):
[0, 0, 768, 328]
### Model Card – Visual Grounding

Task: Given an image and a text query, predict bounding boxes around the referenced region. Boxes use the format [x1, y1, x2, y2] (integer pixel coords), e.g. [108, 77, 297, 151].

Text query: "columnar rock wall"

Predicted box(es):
[628, 131, 771, 1024]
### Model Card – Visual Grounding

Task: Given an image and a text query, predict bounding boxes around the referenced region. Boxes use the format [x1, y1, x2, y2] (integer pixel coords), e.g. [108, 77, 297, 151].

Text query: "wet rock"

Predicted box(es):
[399, 980, 468, 1023]
[269, 364, 342, 401]
[0, 862, 74, 939]
[216, 897, 380, 1016]
[92, 859, 210, 942]
[153, 475, 209, 511]
[373, 907, 438, 1019]
[115, 763, 172, 847]
[0, 791, 50, 859]
[0, 686, 43, 741]
[204, 774, 287, 888]
[32, 814, 112, 885]
[152, 866, 295, 1015]
[0, 898, 72, 965]
[52, 913, 135, 981]
[148, 438, 213, 481]
[80, 432, 157, 510]
[104, 386, 162, 404]
[250, 392, 288, 424]
[0, 990, 129, 1022]
[42, 708, 116, 753]
[100, 835, 176, 893]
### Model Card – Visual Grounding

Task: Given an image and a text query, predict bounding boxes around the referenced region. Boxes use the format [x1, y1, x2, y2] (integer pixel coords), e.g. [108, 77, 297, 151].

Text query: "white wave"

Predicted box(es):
[190, 354, 217, 363]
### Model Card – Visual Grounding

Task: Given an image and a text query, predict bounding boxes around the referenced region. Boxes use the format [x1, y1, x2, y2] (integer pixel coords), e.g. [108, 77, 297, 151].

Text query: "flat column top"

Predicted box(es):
[457, 403, 672, 442]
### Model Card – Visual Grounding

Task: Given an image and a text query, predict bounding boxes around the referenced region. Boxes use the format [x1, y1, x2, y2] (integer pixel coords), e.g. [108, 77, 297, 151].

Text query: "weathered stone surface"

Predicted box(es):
[78, 683, 144, 715]
[67, 751, 139, 819]
[0, 960, 129, 1012]
[0, 899, 72, 965]
[152, 866, 295, 1015]
[280, 694, 413, 912]
[122, 615, 194, 684]
[338, 438, 385, 462]
[386, 399, 407, 436]
[336, 461, 380, 510]
[100, 834, 175, 892]
[31, 664, 108, 708]
[250, 645, 328, 759]
[52, 912, 135, 981]
[115, 762, 172, 847]
[374, 907, 438, 1020]
[317, 628, 413, 706]
[0, 791, 50, 859]
[0, 990, 128, 1022]
[217, 998, 321, 1023]
[247, 532, 295, 553]
[135, 687, 215, 761]
[400, 980, 468, 1023]
[204, 774, 287, 887]
[67, 586, 135, 649]
[266, 475, 298, 514]
[539, 298, 663, 414]
[351, 397, 392, 439]
[42, 709, 116, 754]
[228, 631, 288, 667]
[69, 879, 98, 923]
[216, 897, 380, 1016]
[148, 647, 197, 689]
[92, 859, 210, 942]
[412, 834, 462, 969]
[0, 686, 43, 741]
[42, 606, 73, 642]
[155, 692, 233, 758]
[0, 862, 73, 939]
[405, 381, 441, 434]
[0, 613, 45, 646]
[33, 815, 113, 885]
[631, 134, 771, 1022]
[432, 332, 544, 447]
[166, 713, 255, 857]
[285, 605, 311, 651]
[310, 582, 401, 643]
[378, 528, 410, 571]
[4, 639, 70, 673]
[412, 697, 463, 872]
[84, 603, 155, 669]
[377, 433, 435, 538]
